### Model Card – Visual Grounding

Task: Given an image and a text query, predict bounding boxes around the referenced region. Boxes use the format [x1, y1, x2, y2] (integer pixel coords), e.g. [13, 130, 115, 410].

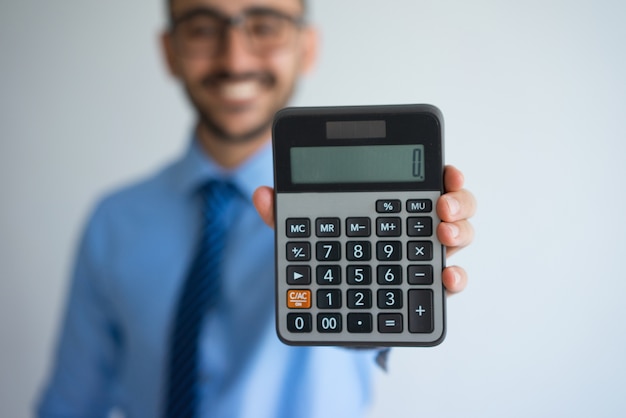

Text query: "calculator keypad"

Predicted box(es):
[276, 191, 445, 346]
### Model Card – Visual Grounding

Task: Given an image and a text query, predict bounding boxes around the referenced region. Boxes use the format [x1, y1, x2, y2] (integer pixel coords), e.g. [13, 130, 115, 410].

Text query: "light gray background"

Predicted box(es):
[2, 0, 625, 417]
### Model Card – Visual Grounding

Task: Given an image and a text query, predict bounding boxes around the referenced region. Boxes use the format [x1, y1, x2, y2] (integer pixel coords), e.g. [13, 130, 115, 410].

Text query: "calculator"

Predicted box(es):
[273, 104, 445, 347]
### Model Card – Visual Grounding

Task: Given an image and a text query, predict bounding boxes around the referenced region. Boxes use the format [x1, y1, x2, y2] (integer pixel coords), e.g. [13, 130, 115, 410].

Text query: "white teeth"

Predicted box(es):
[220, 80, 259, 101]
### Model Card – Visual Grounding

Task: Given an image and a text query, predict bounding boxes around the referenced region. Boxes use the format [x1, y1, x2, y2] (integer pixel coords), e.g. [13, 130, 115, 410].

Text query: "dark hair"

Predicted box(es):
[167, 0, 308, 18]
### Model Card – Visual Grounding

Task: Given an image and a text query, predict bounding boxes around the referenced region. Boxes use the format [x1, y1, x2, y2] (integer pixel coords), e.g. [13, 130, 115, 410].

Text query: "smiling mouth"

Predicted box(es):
[220, 80, 261, 102]
[203, 72, 275, 104]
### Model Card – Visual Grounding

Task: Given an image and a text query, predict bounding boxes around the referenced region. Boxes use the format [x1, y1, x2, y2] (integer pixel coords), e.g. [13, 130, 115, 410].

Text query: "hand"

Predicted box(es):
[435, 165, 476, 295]
[253, 165, 476, 295]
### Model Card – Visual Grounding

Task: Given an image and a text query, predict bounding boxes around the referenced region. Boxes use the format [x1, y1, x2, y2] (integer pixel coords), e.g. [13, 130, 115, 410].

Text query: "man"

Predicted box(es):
[37, 0, 476, 417]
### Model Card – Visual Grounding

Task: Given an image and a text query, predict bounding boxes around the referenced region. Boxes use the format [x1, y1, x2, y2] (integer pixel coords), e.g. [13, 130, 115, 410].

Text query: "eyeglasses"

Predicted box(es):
[170, 7, 305, 58]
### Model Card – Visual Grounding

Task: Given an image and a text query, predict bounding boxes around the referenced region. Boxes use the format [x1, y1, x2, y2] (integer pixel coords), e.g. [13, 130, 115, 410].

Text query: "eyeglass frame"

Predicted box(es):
[168, 6, 307, 57]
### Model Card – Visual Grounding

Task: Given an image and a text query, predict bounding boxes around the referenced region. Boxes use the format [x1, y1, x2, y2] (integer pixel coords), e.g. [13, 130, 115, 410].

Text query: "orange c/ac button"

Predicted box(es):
[287, 289, 311, 309]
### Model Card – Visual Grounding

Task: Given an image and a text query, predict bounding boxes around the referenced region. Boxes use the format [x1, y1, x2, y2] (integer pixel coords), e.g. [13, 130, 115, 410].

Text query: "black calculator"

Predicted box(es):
[273, 104, 446, 347]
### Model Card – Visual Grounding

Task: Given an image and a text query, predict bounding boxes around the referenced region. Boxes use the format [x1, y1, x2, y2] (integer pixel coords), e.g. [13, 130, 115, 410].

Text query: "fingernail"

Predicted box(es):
[452, 269, 462, 288]
[447, 223, 460, 239]
[446, 196, 460, 216]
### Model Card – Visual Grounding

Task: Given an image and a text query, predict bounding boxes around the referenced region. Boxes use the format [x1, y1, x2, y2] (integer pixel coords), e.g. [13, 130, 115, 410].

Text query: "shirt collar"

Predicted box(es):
[173, 134, 274, 202]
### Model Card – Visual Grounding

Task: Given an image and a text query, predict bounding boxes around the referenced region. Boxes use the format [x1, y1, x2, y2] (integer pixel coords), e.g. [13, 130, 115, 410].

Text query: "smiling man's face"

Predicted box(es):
[163, 0, 316, 145]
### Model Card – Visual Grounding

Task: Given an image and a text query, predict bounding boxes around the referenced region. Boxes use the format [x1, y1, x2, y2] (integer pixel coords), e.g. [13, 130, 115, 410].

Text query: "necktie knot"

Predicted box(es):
[199, 180, 238, 233]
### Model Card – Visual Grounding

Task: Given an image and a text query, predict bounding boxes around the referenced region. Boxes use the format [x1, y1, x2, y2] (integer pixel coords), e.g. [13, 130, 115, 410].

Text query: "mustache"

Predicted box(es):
[201, 71, 276, 87]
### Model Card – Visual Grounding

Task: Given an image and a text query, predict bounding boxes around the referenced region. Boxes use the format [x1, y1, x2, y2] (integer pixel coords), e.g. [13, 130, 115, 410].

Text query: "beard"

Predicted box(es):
[187, 70, 296, 144]
[198, 107, 273, 143]
[198, 106, 273, 144]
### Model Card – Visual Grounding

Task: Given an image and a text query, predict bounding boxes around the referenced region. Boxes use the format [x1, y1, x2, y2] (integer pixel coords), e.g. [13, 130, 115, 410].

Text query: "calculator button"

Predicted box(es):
[376, 241, 402, 261]
[407, 217, 433, 237]
[407, 241, 433, 261]
[317, 313, 342, 333]
[406, 199, 433, 213]
[378, 313, 403, 333]
[408, 289, 434, 333]
[376, 217, 402, 237]
[316, 265, 341, 285]
[347, 313, 373, 333]
[317, 289, 342, 309]
[286, 218, 310, 237]
[286, 242, 311, 261]
[376, 199, 401, 213]
[346, 241, 371, 261]
[377, 265, 402, 285]
[347, 265, 372, 285]
[287, 313, 312, 333]
[315, 218, 340, 237]
[347, 289, 372, 309]
[408, 265, 433, 285]
[316, 241, 341, 261]
[287, 289, 311, 309]
[346, 217, 371, 237]
[377, 289, 403, 309]
[287, 265, 311, 285]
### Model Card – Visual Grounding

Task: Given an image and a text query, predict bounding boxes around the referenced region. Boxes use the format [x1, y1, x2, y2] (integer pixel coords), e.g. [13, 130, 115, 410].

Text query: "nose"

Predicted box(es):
[215, 25, 257, 72]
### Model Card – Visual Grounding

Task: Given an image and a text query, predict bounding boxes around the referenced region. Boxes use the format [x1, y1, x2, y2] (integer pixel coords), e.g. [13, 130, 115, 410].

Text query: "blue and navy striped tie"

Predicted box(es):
[164, 180, 237, 418]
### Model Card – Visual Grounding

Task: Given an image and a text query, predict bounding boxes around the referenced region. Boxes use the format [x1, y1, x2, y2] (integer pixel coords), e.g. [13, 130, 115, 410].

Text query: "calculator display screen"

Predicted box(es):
[290, 145, 425, 184]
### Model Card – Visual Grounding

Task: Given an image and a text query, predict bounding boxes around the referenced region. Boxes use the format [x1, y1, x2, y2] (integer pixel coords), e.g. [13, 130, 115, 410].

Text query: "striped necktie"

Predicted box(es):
[164, 180, 237, 418]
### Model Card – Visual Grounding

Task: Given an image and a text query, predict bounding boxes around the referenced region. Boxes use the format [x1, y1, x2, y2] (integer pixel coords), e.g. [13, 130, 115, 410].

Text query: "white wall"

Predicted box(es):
[2, 1, 625, 417]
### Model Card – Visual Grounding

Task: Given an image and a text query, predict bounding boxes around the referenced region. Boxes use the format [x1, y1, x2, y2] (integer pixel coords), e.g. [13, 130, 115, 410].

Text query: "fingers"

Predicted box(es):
[437, 220, 474, 257]
[443, 165, 465, 193]
[438, 166, 473, 296]
[252, 186, 275, 228]
[437, 189, 477, 223]
[442, 265, 468, 295]
[438, 165, 476, 260]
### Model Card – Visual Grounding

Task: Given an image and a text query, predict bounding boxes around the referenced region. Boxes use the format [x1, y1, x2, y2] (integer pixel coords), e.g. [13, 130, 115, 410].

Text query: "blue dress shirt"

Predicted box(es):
[37, 138, 378, 418]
